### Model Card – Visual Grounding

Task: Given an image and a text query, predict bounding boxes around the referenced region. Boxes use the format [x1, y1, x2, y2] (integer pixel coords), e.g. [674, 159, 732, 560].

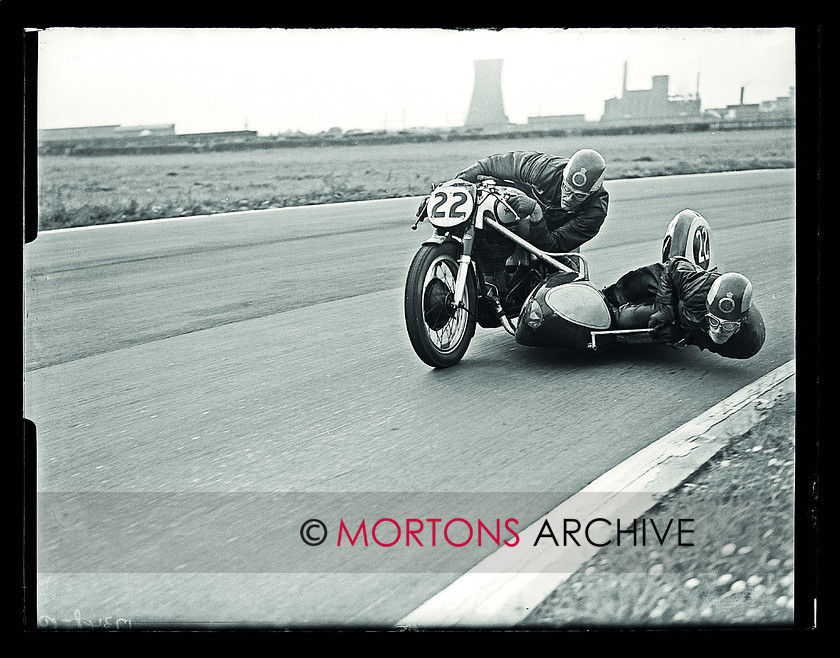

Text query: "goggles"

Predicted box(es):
[706, 313, 741, 332]
[561, 178, 593, 202]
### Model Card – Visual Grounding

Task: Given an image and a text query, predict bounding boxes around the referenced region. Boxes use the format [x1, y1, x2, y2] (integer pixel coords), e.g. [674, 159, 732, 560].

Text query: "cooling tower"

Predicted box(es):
[464, 59, 509, 128]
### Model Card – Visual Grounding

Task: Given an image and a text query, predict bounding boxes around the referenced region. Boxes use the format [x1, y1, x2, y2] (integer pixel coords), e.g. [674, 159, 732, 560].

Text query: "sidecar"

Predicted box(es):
[514, 268, 657, 350]
[514, 208, 721, 351]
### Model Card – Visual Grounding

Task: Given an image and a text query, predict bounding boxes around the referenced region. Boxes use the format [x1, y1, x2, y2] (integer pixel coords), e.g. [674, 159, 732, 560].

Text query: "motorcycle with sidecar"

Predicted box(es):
[404, 178, 719, 368]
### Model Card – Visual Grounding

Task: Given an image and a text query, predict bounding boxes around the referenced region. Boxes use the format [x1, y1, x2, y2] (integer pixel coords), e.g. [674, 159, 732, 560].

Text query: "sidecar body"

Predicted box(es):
[514, 271, 659, 350]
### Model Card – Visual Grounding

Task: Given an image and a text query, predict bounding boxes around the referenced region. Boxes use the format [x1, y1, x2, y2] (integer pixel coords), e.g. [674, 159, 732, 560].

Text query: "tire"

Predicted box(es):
[404, 241, 477, 368]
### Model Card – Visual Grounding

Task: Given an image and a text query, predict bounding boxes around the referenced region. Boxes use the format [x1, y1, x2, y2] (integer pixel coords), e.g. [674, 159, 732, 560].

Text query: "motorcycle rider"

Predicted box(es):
[456, 149, 609, 256]
[605, 257, 766, 359]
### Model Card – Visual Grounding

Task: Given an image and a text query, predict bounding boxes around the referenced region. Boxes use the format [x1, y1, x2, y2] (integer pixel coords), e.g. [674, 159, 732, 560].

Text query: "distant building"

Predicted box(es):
[601, 63, 702, 123]
[705, 86, 795, 123]
[39, 124, 177, 143]
[37, 124, 262, 155]
[722, 103, 761, 121]
[760, 87, 796, 117]
[525, 114, 589, 130]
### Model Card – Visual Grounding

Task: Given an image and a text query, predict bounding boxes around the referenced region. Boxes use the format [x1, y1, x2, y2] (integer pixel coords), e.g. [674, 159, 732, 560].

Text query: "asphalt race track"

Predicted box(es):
[24, 169, 797, 629]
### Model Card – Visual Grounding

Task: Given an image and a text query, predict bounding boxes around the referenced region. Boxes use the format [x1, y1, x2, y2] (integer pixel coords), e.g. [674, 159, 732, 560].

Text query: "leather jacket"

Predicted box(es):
[458, 151, 609, 252]
[653, 257, 765, 359]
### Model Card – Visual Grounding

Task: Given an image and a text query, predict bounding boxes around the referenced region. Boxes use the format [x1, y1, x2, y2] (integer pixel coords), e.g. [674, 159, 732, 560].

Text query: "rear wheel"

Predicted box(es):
[404, 241, 477, 368]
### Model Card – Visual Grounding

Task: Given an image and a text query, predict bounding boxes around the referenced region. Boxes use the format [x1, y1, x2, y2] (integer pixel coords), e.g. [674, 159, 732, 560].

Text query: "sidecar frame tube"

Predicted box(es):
[589, 328, 658, 350]
[483, 217, 579, 276]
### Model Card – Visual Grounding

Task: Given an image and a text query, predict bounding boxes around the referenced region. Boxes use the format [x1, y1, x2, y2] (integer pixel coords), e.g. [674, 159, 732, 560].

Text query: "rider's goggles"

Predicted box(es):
[705, 313, 741, 332]
[561, 178, 594, 202]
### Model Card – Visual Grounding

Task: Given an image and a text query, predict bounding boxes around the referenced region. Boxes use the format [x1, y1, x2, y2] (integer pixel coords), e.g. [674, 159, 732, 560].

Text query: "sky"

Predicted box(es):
[35, 27, 798, 136]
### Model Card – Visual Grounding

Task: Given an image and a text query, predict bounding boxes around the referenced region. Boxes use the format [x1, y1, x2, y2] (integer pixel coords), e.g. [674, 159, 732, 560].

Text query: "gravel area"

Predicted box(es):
[519, 379, 800, 629]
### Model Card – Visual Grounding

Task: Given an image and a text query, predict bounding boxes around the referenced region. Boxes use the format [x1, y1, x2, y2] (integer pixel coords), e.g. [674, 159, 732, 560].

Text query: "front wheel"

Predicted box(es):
[404, 241, 477, 368]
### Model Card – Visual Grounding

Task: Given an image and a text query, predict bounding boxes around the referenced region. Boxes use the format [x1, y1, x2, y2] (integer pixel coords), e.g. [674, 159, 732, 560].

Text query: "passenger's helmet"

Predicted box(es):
[561, 149, 606, 211]
[662, 209, 719, 271]
[706, 273, 753, 321]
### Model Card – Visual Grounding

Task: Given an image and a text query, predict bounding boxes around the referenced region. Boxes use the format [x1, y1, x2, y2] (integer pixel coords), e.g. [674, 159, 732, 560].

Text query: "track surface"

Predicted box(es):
[25, 170, 796, 629]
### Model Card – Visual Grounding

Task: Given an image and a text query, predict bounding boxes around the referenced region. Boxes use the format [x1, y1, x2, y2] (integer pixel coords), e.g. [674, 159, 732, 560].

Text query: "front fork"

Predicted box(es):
[451, 225, 475, 309]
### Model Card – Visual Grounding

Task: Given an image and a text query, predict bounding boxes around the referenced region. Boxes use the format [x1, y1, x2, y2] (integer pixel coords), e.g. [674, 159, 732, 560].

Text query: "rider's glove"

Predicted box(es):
[648, 309, 675, 340]
[507, 194, 538, 219]
[456, 164, 482, 183]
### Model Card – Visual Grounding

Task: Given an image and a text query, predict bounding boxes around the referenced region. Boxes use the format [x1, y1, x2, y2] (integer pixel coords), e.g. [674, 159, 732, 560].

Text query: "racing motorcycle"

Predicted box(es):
[404, 178, 719, 368]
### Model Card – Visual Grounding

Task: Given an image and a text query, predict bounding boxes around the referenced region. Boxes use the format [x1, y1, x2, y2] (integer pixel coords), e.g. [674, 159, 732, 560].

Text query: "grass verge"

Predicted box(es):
[521, 381, 797, 629]
[35, 129, 795, 231]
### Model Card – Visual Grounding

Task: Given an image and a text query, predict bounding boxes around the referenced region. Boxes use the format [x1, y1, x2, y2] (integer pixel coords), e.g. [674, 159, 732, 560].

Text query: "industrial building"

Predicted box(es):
[705, 86, 796, 124]
[38, 124, 177, 142]
[601, 63, 702, 124]
[525, 114, 588, 131]
[38, 124, 259, 155]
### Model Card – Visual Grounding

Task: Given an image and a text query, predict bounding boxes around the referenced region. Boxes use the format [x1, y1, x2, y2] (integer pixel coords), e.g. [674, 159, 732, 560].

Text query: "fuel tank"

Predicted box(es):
[515, 272, 613, 348]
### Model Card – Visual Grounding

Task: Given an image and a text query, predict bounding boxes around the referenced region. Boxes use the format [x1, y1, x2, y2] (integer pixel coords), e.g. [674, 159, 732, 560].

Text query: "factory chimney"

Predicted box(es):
[622, 61, 628, 97]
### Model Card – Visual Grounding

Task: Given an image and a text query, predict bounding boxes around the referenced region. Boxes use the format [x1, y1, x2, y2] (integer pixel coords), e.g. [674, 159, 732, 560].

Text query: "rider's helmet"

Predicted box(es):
[705, 272, 753, 344]
[561, 149, 606, 211]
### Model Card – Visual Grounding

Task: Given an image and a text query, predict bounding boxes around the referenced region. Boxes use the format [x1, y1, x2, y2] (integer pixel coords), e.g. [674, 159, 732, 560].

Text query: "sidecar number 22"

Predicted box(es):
[428, 186, 476, 228]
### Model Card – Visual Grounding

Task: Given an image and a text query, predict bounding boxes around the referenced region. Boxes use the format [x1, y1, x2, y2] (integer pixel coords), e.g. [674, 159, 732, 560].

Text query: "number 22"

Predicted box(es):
[430, 190, 469, 219]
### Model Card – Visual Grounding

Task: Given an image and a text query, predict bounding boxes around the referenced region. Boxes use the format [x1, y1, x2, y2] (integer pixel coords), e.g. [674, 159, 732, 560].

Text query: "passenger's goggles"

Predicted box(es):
[706, 313, 741, 332]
